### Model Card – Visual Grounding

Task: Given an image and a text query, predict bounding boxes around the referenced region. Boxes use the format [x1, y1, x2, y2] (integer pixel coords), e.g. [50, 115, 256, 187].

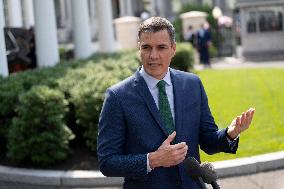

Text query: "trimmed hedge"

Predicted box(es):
[171, 42, 194, 72]
[7, 86, 74, 165]
[0, 46, 193, 166]
[0, 67, 67, 144]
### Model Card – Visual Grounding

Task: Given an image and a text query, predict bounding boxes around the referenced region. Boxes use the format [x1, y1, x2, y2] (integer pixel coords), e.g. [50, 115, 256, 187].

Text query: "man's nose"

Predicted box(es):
[150, 48, 159, 59]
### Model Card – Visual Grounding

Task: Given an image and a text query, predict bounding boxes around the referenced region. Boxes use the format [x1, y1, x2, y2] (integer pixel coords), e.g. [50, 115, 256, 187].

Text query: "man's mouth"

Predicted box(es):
[148, 63, 160, 67]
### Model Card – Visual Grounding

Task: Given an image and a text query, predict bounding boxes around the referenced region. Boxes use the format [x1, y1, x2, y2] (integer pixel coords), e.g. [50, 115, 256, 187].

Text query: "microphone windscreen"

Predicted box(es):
[200, 162, 218, 184]
[183, 157, 202, 179]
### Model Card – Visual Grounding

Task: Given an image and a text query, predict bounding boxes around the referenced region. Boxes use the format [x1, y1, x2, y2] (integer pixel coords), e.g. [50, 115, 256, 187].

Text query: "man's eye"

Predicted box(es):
[159, 46, 168, 49]
[141, 46, 150, 50]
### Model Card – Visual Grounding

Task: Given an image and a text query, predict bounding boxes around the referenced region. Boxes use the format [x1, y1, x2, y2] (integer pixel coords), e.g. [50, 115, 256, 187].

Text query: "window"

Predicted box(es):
[246, 12, 257, 33]
[259, 10, 283, 32]
[246, 7, 284, 33]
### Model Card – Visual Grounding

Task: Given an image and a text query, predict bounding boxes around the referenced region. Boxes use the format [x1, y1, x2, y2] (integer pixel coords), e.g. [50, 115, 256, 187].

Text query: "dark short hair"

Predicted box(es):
[138, 17, 175, 44]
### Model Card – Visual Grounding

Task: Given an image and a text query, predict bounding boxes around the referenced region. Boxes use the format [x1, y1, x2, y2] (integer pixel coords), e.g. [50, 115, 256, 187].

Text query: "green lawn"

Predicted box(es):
[197, 68, 284, 162]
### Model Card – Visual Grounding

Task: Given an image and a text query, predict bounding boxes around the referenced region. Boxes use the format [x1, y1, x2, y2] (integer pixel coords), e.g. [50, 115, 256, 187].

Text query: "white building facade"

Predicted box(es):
[1, 0, 263, 76]
[236, 0, 284, 60]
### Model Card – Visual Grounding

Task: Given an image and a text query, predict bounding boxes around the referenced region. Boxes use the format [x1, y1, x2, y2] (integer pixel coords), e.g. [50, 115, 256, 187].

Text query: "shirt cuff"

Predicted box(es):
[226, 134, 240, 142]
[147, 153, 153, 173]
[226, 134, 240, 151]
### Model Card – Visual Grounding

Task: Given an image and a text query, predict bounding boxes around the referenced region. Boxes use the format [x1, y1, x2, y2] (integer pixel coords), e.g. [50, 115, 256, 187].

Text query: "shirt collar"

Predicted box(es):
[140, 66, 172, 89]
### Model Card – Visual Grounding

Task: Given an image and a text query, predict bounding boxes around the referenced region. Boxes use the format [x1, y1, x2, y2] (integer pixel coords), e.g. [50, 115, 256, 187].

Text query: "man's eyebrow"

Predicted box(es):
[159, 44, 169, 46]
[140, 44, 150, 47]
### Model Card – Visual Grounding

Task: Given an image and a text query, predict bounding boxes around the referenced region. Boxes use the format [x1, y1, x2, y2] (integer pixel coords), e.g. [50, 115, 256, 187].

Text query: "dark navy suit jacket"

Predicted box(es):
[97, 68, 238, 189]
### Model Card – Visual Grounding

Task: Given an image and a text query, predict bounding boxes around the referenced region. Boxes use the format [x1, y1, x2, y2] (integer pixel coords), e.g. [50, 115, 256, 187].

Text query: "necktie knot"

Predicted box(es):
[157, 80, 166, 91]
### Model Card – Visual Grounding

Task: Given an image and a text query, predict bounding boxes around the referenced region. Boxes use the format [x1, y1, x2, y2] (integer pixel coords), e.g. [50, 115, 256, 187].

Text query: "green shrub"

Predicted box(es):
[69, 70, 121, 151]
[209, 45, 218, 58]
[0, 67, 67, 148]
[171, 42, 194, 72]
[173, 18, 183, 42]
[7, 86, 74, 165]
[58, 51, 140, 152]
[0, 76, 25, 144]
[0, 50, 147, 165]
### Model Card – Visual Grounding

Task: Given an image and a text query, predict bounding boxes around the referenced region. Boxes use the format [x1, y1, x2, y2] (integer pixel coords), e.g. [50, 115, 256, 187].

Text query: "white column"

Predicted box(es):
[7, 0, 23, 27]
[59, 0, 67, 26]
[157, 0, 164, 17]
[119, 0, 133, 17]
[89, 0, 98, 40]
[0, 0, 9, 76]
[97, 0, 116, 53]
[119, 0, 127, 17]
[22, 0, 34, 29]
[33, 0, 59, 67]
[150, 0, 158, 16]
[181, 0, 201, 5]
[126, 0, 133, 16]
[213, 0, 220, 7]
[71, 0, 93, 59]
[65, 0, 73, 29]
[156, 0, 172, 18]
[89, 0, 96, 18]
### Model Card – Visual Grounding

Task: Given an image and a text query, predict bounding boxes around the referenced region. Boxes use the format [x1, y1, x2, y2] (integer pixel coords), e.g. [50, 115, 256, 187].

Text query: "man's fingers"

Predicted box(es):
[171, 142, 186, 149]
[243, 108, 255, 126]
[248, 108, 255, 118]
[238, 108, 255, 131]
[163, 131, 176, 145]
[172, 142, 188, 152]
[240, 112, 247, 126]
[236, 116, 241, 126]
[246, 108, 255, 126]
[170, 144, 188, 165]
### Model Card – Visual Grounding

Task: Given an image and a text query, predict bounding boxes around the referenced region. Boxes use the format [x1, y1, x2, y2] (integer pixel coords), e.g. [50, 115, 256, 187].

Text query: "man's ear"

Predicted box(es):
[171, 42, 177, 58]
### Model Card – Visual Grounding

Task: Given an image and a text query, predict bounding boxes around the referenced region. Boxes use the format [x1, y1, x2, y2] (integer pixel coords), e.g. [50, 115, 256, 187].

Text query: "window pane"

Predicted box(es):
[278, 12, 283, 30]
[247, 12, 257, 33]
[258, 10, 283, 32]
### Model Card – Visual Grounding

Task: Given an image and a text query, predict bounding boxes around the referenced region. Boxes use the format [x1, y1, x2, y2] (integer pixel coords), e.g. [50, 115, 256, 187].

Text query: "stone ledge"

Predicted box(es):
[213, 151, 284, 178]
[0, 151, 284, 187]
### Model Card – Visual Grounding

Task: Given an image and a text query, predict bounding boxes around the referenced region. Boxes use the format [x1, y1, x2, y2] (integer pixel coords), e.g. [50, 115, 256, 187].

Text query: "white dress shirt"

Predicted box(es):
[139, 66, 175, 121]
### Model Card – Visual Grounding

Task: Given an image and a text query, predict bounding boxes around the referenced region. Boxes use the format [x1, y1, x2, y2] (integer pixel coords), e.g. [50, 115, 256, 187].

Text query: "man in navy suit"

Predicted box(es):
[97, 17, 255, 189]
[197, 22, 212, 67]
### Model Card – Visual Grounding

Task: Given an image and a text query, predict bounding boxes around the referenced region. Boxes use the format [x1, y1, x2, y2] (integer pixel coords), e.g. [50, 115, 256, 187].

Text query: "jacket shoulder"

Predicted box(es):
[170, 68, 201, 82]
[108, 75, 135, 93]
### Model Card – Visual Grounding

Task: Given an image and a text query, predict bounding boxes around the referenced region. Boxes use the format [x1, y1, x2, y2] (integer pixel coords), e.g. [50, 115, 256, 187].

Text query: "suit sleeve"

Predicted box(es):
[198, 79, 238, 155]
[97, 88, 148, 177]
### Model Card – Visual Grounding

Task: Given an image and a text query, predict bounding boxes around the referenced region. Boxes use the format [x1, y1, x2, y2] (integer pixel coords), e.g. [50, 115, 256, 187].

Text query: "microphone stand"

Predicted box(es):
[210, 181, 220, 189]
[197, 177, 207, 189]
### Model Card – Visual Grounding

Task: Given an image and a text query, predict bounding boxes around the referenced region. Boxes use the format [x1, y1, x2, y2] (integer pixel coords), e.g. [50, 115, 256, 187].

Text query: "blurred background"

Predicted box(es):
[1, 0, 284, 75]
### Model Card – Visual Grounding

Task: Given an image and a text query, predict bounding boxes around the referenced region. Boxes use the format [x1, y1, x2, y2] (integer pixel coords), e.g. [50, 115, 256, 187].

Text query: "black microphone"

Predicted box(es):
[200, 162, 220, 189]
[184, 157, 207, 189]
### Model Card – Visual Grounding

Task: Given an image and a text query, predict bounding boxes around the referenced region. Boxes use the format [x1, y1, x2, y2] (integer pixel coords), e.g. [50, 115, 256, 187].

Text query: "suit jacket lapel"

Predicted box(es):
[170, 69, 184, 143]
[133, 69, 169, 136]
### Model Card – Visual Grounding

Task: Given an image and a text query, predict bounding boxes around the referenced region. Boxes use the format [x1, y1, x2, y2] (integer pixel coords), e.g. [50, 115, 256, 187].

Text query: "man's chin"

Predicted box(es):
[149, 72, 164, 80]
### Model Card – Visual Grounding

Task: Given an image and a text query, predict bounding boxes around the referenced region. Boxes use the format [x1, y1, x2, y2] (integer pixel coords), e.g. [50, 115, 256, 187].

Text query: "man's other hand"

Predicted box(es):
[227, 108, 255, 139]
[149, 131, 188, 169]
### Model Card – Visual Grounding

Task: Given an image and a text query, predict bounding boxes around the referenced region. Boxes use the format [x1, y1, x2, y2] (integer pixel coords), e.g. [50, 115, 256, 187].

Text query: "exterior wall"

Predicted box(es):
[242, 32, 284, 52]
[237, 0, 284, 7]
[237, 0, 284, 60]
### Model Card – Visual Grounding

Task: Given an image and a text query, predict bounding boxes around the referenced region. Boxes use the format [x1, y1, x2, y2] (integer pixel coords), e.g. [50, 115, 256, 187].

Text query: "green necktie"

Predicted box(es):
[157, 80, 175, 134]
